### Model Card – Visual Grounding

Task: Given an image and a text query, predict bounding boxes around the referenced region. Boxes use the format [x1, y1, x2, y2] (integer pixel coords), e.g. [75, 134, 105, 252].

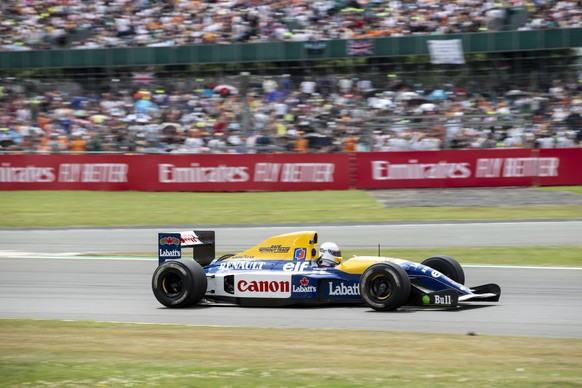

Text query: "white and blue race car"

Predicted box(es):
[152, 230, 501, 311]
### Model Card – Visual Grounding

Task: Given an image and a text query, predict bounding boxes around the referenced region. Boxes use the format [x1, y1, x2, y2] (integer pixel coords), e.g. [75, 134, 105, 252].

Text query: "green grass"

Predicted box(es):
[540, 186, 582, 195]
[1, 187, 582, 228]
[324, 246, 582, 267]
[120, 246, 582, 267]
[1, 320, 580, 387]
[2, 189, 581, 386]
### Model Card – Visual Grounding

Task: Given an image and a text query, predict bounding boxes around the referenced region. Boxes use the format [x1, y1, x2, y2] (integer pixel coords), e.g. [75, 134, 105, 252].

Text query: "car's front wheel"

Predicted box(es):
[421, 255, 465, 284]
[360, 262, 411, 311]
[152, 259, 207, 308]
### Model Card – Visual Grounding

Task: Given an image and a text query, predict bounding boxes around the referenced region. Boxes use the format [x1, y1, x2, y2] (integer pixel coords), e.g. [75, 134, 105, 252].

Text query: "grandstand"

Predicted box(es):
[0, 1, 581, 153]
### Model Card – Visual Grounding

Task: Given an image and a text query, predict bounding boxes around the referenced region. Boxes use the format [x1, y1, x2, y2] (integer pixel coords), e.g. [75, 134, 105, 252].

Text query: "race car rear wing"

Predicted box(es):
[157, 230, 215, 266]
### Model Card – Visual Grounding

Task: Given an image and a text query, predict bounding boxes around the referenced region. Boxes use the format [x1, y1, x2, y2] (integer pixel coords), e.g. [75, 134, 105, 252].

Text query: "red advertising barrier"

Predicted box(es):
[355, 148, 582, 189]
[1, 149, 581, 191]
[537, 148, 582, 186]
[0, 153, 351, 191]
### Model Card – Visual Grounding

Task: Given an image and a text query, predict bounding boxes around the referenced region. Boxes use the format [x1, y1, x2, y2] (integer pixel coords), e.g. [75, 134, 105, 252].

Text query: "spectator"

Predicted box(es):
[565, 106, 582, 144]
[69, 134, 86, 153]
[0, 71, 581, 154]
[1, 0, 580, 51]
[182, 128, 206, 154]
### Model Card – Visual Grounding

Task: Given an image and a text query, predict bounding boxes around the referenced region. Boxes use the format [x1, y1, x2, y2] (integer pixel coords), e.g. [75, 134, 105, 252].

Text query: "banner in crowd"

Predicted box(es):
[304, 40, 327, 55]
[355, 149, 582, 189]
[1, 149, 581, 191]
[347, 39, 373, 56]
[0, 153, 351, 191]
[427, 39, 465, 64]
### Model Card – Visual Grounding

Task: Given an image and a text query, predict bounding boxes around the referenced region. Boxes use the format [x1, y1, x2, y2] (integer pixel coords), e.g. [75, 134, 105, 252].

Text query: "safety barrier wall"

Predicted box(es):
[355, 148, 582, 189]
[1, 28, 581, 70]
[1, 149, 581, 191]
[0, 153, 351, 191]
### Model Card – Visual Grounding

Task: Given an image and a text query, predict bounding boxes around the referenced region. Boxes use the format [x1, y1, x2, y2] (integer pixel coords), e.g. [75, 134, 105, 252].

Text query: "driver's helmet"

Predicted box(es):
[318, 242, 342, 267]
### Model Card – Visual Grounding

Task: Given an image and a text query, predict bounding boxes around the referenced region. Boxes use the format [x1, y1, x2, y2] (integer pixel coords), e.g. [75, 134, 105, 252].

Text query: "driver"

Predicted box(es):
[317, 241, 342, 267]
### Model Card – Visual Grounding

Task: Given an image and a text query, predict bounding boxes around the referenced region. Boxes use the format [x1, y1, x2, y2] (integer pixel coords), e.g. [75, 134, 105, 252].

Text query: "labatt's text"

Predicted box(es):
[159, 248, 180, 258]
[328, 282, 360, 296]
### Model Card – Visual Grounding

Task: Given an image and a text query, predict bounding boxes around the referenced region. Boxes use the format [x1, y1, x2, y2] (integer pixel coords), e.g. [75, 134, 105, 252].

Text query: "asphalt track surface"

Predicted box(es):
[2, 221, 582, 253]
[1, 222, 582, 339]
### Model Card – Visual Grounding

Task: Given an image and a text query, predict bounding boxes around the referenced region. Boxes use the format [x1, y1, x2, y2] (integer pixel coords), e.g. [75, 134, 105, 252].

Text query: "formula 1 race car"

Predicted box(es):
[152, 230, 501, 311]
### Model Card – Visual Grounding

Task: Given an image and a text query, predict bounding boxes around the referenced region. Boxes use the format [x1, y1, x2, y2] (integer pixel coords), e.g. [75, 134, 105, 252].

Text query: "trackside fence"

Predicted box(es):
[1, 148, 581, 191]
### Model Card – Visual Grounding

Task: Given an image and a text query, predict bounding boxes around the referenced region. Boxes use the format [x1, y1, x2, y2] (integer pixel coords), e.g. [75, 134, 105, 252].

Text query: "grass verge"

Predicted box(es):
[345, 246, 582, 267]
[1, 320, 580, 388]
[1, 188, 582, 228]
[116, 246, 582, 267]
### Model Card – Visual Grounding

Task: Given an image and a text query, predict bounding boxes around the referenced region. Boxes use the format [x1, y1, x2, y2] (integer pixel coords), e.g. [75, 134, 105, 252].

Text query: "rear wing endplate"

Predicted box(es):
[157, 230, 215, 266]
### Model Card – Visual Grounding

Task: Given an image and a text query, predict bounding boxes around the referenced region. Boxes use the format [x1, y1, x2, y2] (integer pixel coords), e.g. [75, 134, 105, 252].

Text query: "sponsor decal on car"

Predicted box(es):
[158, 233, 181, 260]
[324, 281, 361, 298]
[407, 262, 443, 279]
[218, 261, 266, 271]
[232, 255, 255, 260]
[282, 261, 310, 272]
[159, 249, 181, 258]
[294, 248, 307, 260]
[234, 274, 292, 298]
[179, 231, 200, 246]
[258, 245, 290, 254]
[292, 277, 317, 293]
[159, 236, 180, 246]
[421, 291, 456, 306]
[434, 294, 452, 305]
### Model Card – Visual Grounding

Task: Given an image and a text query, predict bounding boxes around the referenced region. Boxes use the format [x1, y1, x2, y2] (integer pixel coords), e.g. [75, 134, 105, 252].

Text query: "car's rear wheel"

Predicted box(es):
[360, 262, 411, 311]
[421, 255, 465, 284]
[152, 259, 207, 308]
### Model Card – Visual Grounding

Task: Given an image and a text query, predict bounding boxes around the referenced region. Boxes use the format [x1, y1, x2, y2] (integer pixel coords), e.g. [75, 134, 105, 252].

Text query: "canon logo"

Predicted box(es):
[237, 280, 290, 293]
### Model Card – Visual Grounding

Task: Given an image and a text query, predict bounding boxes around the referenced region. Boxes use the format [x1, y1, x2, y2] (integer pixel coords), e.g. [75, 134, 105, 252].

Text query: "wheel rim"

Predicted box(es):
[162, 272, 183, 297]
[369, 274, 392, 300]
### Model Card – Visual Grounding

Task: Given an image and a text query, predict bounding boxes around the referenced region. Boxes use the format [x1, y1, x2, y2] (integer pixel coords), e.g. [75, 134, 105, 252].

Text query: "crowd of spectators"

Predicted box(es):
[1, 0, 581, 51]
[1, 1, 581, 153]
[1, 74, 581, 154]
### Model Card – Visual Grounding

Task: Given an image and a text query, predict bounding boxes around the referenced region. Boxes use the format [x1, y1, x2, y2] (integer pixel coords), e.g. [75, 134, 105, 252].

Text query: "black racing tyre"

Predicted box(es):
[152, 259, 208, 308]
[360, 262, 411, 311]
[421, 255, 465, 285]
